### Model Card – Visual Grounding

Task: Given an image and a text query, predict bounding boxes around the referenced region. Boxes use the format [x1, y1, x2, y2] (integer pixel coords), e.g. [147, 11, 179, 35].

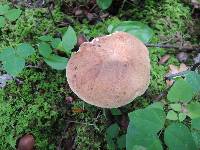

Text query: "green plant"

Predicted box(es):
[108, 21, 154, 43]
[96, 0, 112, 10]
[38, 26, 77, 70]
[0, 4, 22, 28]
[0, 43, 35, 76]
[126, 71, 200, 150]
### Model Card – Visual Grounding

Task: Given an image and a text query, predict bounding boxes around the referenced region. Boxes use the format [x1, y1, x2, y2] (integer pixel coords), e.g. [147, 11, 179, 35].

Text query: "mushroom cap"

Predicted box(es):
[66, 32, 150, 108]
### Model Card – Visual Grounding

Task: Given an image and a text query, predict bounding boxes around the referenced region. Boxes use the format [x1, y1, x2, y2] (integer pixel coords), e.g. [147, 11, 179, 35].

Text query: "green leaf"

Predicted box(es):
[170, 103, 181, 112]
[44, 54, 68, 70]
[0, 47, 15, 61]
[117, 134, 126, 149]
[0, 16, 5, 28]
[187, 102, 200, 119]
[164, 123, 197, 150]
[126, 122, 163, 150]
[3, 56, 25, 76]
[128, 108, 166, 134]
[192, 118, 200, 130]
[192, 130, 200, 148]
[4, 9, 22, 21]
[51, 38, 62, 49]
[62, 26, 77, 53]
[96, 0, 112, 10]
[178, 113, 186, 122]
[106, 123, 120, 139]
[147, 102, 164, 110]
[0, 5, 9, 15]
[108, 21, 154, 43]
[38, 42, 52, 58]
[185, 71, 200, 94]
[105, 134, 115, 150]
[167, 78, 194, 103]
[166, 110, 178, 120]
[38, 35, 53, 42]
[110, 108, 122, 116]
[16, 43, 35, 58]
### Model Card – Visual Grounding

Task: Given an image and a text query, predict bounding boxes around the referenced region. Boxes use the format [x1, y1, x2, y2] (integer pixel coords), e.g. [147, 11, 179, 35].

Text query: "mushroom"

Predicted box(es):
[66, 32, 150, 108]
[17, 134, 35, 150]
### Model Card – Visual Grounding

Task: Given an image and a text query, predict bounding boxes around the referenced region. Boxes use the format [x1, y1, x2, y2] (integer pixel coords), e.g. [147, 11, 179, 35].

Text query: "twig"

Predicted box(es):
[145, 43, 200, 52]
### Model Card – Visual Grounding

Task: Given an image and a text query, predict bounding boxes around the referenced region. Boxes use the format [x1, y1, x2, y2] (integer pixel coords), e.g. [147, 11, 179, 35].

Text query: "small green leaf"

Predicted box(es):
[167, 78, 194, 103]
[44, 54, 68, 70]
[187, 102, 200, 119]
[117, 134, 126, 149]
[16, 43, 35, 58]
[0, 16, 5, 28]
[170, 103, 181, 112]
[38, 42, 52, 58]
[185, 71, 200, 94]
[164, 123, 197, 150]
[192, 118, 200, 130]
[51, 38, 62, 49]
[166, 110, 178, 120]
[3, 56, 25, 76]
[106, 123, 120, 139]
[108, 21, 154, 43]
[110, 108, 122, 116]
[147, 102, 164, 110]
[96, 0, 112, 10]
[178, 113, 186, 122]
[62, 26, 77, 53]
[0, 47, 15, 61]
[128, 108, 166, 134]
[0, 5, 9, 15]
[38, 35, 53, 42]
[126, 122, 163, 150]
[4, 9, 22, 21]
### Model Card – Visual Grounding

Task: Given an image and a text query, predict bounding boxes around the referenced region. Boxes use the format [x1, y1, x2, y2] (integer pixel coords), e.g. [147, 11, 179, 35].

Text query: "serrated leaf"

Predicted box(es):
[38, 42, 52, 58]
[38, 35, 53, 42]
[187, 102, 200, 119]
[3, 56, 25, 76]
[4, 9, 22, 21]
[96, 0, 112, 10]
[164, 123, 197, 150]
[0, 47, 15, 61]
[108, 21, 154, 43]
[106, 123, 120, 139]
[0, 16, 5, 28]
[62, 26, 77, 53]
[51, 38, 61, 49]
[44, 54, 67, 70]
[166, 110, 178, 120]
[128, 108, 166, 134]
[192, 118, 200, 130]
[117, 134, 126, 149]
[110, 108, 122, 116]
[185, 71, 200, 94]
[16, 43, 35, 58]
[126, 122, 163, 150]
[0, 5, 9, 15]
[170, 103, 181, 112]
[167, 78, 194, 103]
[178, 113, 186, 122]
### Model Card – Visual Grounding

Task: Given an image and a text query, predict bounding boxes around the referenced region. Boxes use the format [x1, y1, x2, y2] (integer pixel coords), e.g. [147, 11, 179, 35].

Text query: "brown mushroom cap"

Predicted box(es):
[66, 32, 150, 108]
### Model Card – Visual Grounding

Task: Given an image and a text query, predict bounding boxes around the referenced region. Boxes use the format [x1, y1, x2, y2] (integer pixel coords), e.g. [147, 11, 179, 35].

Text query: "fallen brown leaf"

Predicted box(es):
[159, 54, 170, 64]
